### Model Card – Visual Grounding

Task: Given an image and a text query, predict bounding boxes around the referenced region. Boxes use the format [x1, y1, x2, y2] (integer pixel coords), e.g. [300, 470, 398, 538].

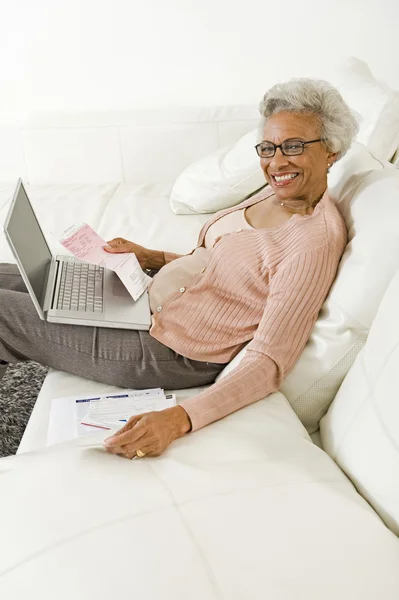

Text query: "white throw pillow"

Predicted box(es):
[170, 58, 399, 216]
[320, 268, 399, 535]
[328, 57, 399, 162]
[170, 129, 266, 215]
[217, 143, 399, 434]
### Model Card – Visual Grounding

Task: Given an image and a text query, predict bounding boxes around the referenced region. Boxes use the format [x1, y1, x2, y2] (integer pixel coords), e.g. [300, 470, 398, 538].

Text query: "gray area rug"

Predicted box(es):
[0, 361, 48, 458]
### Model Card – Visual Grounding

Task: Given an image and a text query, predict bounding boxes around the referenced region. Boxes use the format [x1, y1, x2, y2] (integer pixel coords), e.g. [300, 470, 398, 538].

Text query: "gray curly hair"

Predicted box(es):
[258, 78, 359, 160]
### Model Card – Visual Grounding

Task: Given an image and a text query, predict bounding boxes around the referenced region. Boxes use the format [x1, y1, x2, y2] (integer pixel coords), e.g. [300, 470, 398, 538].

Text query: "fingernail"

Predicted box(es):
[104, 437, 113, 445]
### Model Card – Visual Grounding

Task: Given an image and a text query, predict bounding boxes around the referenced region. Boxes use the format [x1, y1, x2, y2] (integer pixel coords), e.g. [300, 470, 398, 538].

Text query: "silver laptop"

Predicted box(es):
[4, 179, 152, 330]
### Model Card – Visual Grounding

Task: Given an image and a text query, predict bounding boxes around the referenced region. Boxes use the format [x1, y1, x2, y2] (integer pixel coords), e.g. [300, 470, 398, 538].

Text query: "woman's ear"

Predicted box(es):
[327, 151, 339, 168]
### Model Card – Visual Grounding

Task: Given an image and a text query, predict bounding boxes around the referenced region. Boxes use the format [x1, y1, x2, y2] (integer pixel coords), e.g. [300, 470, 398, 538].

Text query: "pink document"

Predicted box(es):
[60, 223, 151, 301]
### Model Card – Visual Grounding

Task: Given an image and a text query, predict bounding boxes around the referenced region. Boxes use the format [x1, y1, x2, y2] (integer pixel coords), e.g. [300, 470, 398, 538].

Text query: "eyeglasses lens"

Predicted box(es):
[257, 141, 304, 158]
[258, 143, 275, 157]
[281, 141, 303, 156]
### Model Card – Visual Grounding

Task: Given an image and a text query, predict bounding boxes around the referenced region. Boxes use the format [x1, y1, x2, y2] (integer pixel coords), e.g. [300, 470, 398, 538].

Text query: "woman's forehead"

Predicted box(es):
[263, 112, 320, 141]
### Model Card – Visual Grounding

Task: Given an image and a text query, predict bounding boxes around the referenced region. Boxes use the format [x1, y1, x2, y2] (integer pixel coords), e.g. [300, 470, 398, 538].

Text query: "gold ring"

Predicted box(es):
[136, 449, 146, 458]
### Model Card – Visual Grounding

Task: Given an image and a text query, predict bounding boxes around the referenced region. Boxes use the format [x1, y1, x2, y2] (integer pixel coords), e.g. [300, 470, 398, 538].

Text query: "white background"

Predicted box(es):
[1, 0, 399, 113]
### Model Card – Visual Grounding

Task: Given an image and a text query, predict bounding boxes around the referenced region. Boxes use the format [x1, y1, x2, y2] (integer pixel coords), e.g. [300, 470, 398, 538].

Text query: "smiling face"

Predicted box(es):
[260, 112, 337, 205]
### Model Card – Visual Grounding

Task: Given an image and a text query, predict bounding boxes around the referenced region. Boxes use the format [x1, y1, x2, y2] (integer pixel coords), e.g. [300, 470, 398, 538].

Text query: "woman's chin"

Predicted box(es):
[271, 184, 300, 202]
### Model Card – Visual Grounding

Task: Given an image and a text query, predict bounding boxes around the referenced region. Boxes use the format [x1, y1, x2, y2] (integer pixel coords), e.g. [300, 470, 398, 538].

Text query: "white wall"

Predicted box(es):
[1, 0, 399, 115]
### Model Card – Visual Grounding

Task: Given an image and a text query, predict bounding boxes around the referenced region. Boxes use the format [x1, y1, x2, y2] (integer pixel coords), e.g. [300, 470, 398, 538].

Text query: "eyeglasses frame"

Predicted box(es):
[254, 138, 323, 158]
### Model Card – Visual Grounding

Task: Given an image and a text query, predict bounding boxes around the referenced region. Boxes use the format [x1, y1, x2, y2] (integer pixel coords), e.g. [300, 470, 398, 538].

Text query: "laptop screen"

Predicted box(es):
[5, 181, 53, 310]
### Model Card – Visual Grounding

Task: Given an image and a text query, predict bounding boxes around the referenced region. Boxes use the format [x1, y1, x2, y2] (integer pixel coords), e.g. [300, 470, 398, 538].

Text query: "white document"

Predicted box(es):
[82, 392, 176, 428]
[47, 389, 176, 447]
[60, 223, 152, 301]
[47, 393, 107, 447]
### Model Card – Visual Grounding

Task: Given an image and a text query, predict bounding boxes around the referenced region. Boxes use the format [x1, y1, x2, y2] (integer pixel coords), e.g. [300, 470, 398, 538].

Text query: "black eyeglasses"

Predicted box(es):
[255, 138, 322, 158]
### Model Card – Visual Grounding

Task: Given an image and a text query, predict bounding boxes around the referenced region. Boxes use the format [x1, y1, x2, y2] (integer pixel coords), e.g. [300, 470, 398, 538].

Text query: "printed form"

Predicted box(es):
[47, 388, 176, 446]
[81, 389, 176, 429]
[60, 223, 152, 301]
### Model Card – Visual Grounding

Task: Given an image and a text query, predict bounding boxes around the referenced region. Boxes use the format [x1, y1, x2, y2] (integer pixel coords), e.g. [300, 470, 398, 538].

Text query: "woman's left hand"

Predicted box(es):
[103, 405, 192, 459]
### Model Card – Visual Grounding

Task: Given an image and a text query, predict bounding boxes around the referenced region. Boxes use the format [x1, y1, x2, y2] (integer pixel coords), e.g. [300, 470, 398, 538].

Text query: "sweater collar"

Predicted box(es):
[196, 186, 328, 247]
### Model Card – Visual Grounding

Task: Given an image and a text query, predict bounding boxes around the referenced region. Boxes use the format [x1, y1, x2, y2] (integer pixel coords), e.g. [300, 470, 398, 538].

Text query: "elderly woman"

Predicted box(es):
[0, 79, 358, 459]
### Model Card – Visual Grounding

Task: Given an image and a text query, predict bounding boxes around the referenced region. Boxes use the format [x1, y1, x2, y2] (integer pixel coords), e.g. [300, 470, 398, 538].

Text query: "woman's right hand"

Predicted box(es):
[104, 237, 149, 269]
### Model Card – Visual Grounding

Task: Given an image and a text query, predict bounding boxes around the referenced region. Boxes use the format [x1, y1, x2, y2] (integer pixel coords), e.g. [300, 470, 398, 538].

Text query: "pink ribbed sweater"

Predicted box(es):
[150, 187, 347, 431]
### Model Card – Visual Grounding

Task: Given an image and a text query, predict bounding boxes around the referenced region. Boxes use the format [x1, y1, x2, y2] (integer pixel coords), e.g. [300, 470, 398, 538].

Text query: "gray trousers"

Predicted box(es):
[0, 264, 225, 389]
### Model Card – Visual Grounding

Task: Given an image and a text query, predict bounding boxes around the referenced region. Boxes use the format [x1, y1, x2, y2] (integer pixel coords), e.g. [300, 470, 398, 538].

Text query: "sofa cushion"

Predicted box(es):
[217, 143, 399, 433]
[320, 268, 399, 536]
[1, 395, 399, 599]
[328, 57, 399, 162]
[170, 129, 266, 215]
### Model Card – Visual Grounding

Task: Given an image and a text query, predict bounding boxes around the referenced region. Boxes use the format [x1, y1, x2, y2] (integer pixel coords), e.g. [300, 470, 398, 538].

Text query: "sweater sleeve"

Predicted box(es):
[180, 245, 337, 431]
[163, 251, 185, 264]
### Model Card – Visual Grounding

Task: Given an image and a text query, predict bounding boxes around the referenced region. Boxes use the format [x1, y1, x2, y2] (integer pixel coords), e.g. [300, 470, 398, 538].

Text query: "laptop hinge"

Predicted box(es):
[43, 258, 59, 314]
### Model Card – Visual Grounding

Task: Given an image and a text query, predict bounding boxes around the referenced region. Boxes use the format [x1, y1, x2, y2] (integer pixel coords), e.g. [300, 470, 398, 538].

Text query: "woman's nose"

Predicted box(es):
[269, 148, 290, 170]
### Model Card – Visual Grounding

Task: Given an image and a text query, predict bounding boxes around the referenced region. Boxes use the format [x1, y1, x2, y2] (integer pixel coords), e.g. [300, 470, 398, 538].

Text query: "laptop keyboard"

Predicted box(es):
[56, 261, 104, 313]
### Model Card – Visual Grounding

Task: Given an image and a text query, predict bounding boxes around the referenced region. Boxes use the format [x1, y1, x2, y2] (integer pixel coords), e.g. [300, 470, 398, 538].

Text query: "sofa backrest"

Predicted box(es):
[320, 268, 399, 536]
[0, 106, 259, 185]
[2, 101, 399, 186]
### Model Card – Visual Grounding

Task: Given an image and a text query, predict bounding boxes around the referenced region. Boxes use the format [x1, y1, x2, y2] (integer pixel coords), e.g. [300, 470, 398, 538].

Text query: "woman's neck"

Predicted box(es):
[272, 186, 326, 214]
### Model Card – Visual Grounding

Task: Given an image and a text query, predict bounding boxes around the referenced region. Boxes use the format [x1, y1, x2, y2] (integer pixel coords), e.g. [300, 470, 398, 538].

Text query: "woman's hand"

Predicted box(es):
[104, 237, 150, 269]
[103, 405, 192, 459]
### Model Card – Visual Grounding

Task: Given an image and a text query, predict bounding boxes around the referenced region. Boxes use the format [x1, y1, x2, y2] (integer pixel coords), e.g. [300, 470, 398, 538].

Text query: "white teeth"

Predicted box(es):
[274, 173, 298, 182]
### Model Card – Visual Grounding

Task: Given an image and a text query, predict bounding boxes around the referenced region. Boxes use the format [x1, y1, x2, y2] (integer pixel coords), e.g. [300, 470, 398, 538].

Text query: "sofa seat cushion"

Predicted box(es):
[1, 397, 398, 600]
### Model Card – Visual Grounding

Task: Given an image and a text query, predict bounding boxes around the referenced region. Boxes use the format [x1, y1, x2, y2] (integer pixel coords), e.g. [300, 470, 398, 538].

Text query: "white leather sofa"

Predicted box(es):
[1, 85, 399, 595]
